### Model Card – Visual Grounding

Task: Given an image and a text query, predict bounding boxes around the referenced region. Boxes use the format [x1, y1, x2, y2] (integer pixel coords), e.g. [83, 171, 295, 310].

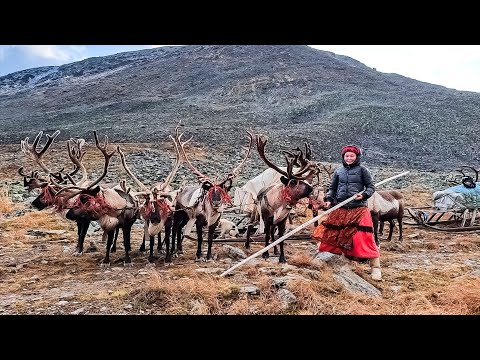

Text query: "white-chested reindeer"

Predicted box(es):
[244, 134, 319, 263]
[171, 129, 254, 261]
[367, 190, 405, 245]
[116, 124, 188, 264]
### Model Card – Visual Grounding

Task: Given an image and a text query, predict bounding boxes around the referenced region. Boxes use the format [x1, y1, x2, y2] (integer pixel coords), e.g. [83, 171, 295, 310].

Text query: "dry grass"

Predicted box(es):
[0, 185, 13, 215]
[1, 180, 480, 315]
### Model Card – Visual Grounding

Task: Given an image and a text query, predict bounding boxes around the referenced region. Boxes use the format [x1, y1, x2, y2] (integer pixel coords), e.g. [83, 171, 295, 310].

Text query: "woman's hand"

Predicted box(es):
[354, 193, 364, 201]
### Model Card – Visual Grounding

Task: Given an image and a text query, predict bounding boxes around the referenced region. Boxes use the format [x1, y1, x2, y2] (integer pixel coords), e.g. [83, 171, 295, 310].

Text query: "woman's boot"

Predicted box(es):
[370, 257, 381, 280]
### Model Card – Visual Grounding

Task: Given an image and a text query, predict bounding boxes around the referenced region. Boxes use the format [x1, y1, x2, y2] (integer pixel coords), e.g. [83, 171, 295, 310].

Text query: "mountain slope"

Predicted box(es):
[1, 45, 478, 171]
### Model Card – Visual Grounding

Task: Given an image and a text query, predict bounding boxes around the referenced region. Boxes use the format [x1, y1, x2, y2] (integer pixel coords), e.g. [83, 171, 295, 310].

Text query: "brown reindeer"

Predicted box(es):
[18, 130, 117, 256]
[47, 131, 140, 266]
[244, 134, 319, 263]
[116, 124, 188, 264]
[367, 190, 405, 244]
[171, 129, 254, 261]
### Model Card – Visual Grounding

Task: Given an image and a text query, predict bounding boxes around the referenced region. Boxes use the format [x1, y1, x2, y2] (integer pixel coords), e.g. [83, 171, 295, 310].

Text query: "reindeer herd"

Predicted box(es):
[17, 125, 405, 267]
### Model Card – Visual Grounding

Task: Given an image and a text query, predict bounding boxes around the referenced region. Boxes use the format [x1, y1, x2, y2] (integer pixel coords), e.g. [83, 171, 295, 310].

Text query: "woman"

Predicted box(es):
[312, 144, 381, 280]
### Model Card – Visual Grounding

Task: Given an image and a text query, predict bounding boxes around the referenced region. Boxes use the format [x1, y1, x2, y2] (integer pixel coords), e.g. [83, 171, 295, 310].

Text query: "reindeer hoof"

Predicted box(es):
[110, 246, 116, 253]
[101, 262, 111, 268]
[73, 251, 84, 257]
[164, 262, 174, 267]
[262, 252, 269, 260]
[139, 245, 146, 252]
[124, 260, 133, 267]
[279, 257, 287, 264]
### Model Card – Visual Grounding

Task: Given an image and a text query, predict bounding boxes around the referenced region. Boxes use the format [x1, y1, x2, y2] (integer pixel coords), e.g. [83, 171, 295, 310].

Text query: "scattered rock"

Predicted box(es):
[222, 245, 247, 259]
[195, 267, 224, 274]
[70, 308, 85, 315]
[239, 285, 260, 295]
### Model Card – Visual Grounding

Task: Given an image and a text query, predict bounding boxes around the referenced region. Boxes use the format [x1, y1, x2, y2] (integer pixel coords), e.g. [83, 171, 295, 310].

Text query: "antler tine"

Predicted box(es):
[20, 130, 61, 175]
[158, 125, 189, 192]
[256, 134, 290, 178]
[460, 165, 479, 182]
[67, 138, 87, 178]
[18, 167, 28, 177]
[84, 131, 116, 190]
[66, 140, 88, 186]
[283, 150, 301, 167]
[284, 154, 295, 179]
[117, 145, 150, 192]
[219, 129, 255, 185]
[172, 128, 212, 185]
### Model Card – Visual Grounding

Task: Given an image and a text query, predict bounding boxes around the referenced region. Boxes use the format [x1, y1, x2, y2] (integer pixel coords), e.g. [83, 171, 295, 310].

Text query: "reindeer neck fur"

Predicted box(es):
[260, 183, 295, 224]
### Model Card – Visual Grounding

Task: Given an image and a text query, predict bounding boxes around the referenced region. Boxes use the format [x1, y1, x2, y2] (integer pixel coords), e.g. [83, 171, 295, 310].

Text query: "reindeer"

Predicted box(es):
[45, 131, 140, 266]
[18, 130, 112, 255]
[244, 135, 319, 263]
[171, 129, 254, 261]
[367, 190, 405, 244]
[116, 124, 188, 264]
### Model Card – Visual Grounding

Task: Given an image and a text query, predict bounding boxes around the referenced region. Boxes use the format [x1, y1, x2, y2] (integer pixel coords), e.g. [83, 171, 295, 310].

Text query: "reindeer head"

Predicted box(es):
[117, 123, 189, 224]
[174, 128, 254, 210]
[257, 135, 319, 204]
[19, 130, 86, 210]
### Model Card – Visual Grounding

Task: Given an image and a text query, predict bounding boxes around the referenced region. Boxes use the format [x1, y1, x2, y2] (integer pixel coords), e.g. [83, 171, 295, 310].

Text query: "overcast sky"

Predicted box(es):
[1, 45, 479, 93]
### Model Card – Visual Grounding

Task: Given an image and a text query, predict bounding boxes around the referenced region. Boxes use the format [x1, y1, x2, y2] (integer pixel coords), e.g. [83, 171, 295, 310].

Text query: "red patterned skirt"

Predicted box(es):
[312, 206, 379, 260]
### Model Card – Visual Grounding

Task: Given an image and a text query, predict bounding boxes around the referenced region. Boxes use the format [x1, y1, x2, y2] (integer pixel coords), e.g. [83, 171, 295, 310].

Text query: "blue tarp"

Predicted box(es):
[442, 182, 480, 209]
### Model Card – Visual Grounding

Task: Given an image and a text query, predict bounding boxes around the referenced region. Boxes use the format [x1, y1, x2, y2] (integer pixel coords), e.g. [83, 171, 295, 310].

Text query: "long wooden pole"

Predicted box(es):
[219, 171, 410, 277]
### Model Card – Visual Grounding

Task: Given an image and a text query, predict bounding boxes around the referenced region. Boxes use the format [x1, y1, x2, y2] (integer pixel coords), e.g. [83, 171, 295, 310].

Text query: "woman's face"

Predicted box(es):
[343, 151, 357, 165]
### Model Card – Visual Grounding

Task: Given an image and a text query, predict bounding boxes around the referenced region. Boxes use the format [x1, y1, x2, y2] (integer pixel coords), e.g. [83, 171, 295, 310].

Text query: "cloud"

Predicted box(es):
[17, 45, 88, 63]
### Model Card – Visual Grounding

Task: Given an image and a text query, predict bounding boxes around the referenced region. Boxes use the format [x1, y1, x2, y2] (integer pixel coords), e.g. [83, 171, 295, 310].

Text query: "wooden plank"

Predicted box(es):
[461, 209, 469, 227]
[470, 209, 477, 227]
[183, 234, 313, 243]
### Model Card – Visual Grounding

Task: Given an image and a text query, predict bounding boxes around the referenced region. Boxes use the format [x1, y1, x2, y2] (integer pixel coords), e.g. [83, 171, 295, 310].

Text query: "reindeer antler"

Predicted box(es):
[160, 122, 190, 191]
[218, 129, 255, 186]
[257, 135, 317, 180]
[20, 130, 61, 176]
[85, 131, 116, 190]
[171, 127, 211, 185]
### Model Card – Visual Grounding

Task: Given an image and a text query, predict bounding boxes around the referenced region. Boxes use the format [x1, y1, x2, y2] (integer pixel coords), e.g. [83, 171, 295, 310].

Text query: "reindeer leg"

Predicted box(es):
[139, 220, 148, 252]
[262, 219, 272, 260]
[122, 220, 135, 266]
[206, 218, 220, 261]
[272, 224, 279, 256]
[244, 212, 257, 249]
[379, 221, 384, 236]
[148, 235, 156, 263]
[111, 225, 120, 253]
[74, 220, 89, 256]
[195, 219, 205, 261]
[387, 220, 394, 241]
[101, 229, 115, 267]
[164, 216, 173, 265]
[277, 219, 287, 264]
[157, 231, 164, 254]
[398, 214, 403, 242]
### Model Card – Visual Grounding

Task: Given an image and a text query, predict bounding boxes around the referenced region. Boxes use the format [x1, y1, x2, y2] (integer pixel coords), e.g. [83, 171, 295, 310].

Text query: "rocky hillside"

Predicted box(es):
[1, 45, 479, 172]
